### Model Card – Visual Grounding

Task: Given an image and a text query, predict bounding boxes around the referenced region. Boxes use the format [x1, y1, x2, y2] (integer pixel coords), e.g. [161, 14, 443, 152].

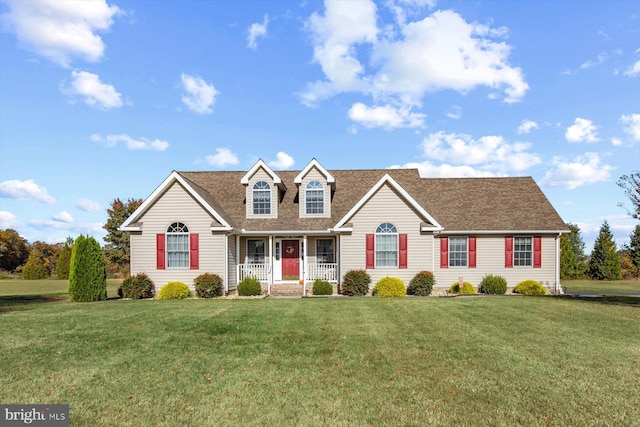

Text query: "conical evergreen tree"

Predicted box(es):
[55, 239, 73, 280]
[628, 224, 640, 279]
[589, 220, 622, 280]
[68, 235, 107, 302]
[560, 223, 587, 279]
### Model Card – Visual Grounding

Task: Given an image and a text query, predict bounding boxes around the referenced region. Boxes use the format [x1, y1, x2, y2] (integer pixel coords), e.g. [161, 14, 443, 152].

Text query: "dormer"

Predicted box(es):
[294, 159, 335, 218]
[241, 159, 285, 219]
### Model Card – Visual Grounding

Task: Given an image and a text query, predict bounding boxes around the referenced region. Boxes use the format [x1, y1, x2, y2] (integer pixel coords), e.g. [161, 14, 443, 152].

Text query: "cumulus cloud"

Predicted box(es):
[620, 113, 640, 141]
[64, 70, 123, 109]
[76, 198, 102, 212]
[565, 118, 599, 143]
[623, 60, 640, 77]
[52, 211, 74, 223]
[247, 15, 269, 50]
[389, 162, 499, 178]
[91, 133, 169, 151]
[517, 119, 539, 134]
[0, 211, 20, 228]
[0, 179, 56, 204]
[268, 152, 295, 169]
[180, 73, 218, 114]
[419, 131, 541, 173]
[1, 0, 122, 67]
[541, 152, 612, 189]
[348, 102, 425, 128]
[206, 148, 239, 167]
[301, 2, 528, 126]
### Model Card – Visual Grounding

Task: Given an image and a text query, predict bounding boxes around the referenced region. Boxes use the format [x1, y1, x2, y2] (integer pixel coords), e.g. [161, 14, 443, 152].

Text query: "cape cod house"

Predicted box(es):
[120, 158, 568, 296]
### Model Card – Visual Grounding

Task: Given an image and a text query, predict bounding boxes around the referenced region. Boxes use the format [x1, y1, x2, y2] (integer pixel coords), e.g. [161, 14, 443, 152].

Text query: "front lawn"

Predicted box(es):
[0, 297, 638, 426]
[0, 278, 122, 298]
[562, 279, 640, 293]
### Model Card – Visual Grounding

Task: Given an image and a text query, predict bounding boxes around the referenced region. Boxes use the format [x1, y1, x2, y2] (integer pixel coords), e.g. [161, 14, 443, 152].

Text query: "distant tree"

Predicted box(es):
[617, 171, 640, 220]
[560, 223, 588, 279]
[0, 228, 29, 272]
[21, 249, 49, 279]
[55, 237, 74, 280]
[589, 220, 622, 280]
[628, 224, 640, 279]
[103, 198, 142, 275]
[29, 241, 62, 276]
[68, 235, 107, 302]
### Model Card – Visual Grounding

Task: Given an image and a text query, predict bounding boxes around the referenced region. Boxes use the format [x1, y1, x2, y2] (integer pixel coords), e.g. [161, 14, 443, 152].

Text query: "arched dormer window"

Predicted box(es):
[305, 180, 324, 214]
[375, 222, 398, 267]
[253, 181, 271, 215]
[167, 222, 189, 268]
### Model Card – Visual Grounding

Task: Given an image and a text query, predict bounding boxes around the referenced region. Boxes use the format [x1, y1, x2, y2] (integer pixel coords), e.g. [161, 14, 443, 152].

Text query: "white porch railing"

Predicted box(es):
[307, 263, 338, 282]
[237, 263, 271, 283]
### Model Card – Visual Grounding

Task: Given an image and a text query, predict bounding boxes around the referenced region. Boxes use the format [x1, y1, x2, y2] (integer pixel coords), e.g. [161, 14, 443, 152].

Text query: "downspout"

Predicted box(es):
[336, 234, 341, 293]
[224, 234, 229, 295]
[556, 233, 562, 294]
[235, 235, 240, 292]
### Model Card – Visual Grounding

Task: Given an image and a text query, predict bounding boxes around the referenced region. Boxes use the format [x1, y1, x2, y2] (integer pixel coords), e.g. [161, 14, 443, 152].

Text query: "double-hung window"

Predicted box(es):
[514, 237, 532, 267]
[247, 239, 266, 264]
[306, 181, 324, 214]
[316, 239, 335, 263]
[167, 222, 189, 268]
[375, 223, 398, 267]
[252, 181, 271, 215]
[449, 236, 468, 267]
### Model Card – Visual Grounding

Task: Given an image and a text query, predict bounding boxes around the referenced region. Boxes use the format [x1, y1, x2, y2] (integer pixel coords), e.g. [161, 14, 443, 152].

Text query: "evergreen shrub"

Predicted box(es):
[341, 269, 371, 296]
[312, 279, 333, 295]
[158, 282, 191, 300]
[195, 273, 224, 298]
[68, 235, 107, 302]
[55, 244, 72, 280]
[407, 270, 435, 296]
[119, 273, 155, 299]
[514, 280, 547, 296]
[449, 281, 477, 295]
[237, 276, 262, 296]
[480, 274, 508, 295]
[373, 277, 406, 298]
[21, 253, 49, 280]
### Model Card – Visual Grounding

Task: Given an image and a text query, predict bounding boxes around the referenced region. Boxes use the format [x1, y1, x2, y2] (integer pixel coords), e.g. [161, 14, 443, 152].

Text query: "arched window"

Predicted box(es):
[305, 181, 324, 214]
[167, 222, 189, 268]
[375, 223, 398, 267]
[253, 181, 271, 215]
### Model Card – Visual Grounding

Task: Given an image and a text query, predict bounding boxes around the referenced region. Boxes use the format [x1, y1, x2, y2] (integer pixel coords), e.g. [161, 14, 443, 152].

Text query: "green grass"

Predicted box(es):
[562, 279, 640, 293]
[0, 278, 122, 298]
[0, 297, 638, 426]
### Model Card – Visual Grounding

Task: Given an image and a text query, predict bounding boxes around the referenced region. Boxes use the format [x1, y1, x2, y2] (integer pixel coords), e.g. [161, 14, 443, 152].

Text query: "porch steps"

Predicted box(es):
[269, 284, 305, 297]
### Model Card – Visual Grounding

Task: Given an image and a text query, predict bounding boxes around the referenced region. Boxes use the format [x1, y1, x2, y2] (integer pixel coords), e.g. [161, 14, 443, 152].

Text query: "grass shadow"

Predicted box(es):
[0, 294, 69, 314]
[558, 295, 640, 307]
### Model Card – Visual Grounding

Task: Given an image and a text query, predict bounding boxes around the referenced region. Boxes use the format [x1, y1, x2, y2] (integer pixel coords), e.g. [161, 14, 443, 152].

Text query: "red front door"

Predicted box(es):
[282, 240, 300, 280]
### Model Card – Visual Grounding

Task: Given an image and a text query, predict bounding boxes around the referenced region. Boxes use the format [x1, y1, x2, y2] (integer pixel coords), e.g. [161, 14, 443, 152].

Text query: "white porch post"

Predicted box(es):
[336, 234, 341, 289]
[268, 235, 273, 296]
[235, 235, 240, 289]
[303, 235, 308, 296]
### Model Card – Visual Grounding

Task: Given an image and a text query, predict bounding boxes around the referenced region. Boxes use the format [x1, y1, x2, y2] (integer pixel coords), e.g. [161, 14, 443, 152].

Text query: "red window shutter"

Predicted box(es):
[505, 236, 513, 268]
[366, 234, 375, 269]
[399, 234, 408, 269]
[440, 237, 448, 268]
[468, 236, 476, 268]
[533, 236, 542, 268]
[190, 233, 199, 270]
[156, 234, 165, 270]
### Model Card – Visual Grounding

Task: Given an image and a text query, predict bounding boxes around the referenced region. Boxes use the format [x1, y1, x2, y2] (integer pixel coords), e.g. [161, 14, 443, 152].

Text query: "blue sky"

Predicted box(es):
[0, 0, 638, 252]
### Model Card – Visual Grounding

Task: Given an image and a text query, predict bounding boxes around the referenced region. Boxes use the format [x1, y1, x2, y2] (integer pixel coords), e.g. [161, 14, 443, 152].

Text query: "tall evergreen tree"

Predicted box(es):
[68, 235, 107, 302]
[103, 198, 142, 274]
[560, 223, 587, 279]
[589, 220, 622, 280]
[55, 237, 74, 280]
[628, 224, 640, 279]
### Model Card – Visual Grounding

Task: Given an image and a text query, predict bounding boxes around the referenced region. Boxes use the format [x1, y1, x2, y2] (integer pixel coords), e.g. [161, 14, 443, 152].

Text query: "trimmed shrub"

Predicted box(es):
[449, 281, 477, 295]
[68, 235, 107, 302]
[514, 280, 547, 296]
[195, 273, 224, 298]
[21, 253, 49, 280]
[119, 273, 155, 299]
[374, 277, 406, 298]
[480, 274, 507, 295]
[341, 269, 371, 296]
[237, 276, 262, 296]
[158, 282, 191, 300]
[407, 270, 435, 296]
[312, 279, 333, 296]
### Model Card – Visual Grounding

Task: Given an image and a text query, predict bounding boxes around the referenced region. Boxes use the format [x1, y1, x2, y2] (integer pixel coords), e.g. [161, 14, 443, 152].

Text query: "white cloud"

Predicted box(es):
[445, 105, 462, 120]
[91, 133, 169, 151]
[620, 113, 640, 141]
[268, 152, 295, 169]
[52, 211, 74, 223]
[386, 0, 436, 27]
[623, 60, 640, 77]
[389, 162, 499, 178]
[206, 148, 239, 167]
[76, 198, 102, 212]
[180, 73, 218, 114]
[64, 70, 123, 109]
[541, 152, 612, 189]
[1, 0, 122, 67]
[0, 179, 56, 204]
[347, 102, 425, 128]
[517, 119, 539, 134]
[419, 131, 541, 173]
[0, 211, 20, 228]
[611, 137, 624, 146]
[580, 53, 606, 70]
[247, 15, 269, 50]
[565, 118, 599, 143]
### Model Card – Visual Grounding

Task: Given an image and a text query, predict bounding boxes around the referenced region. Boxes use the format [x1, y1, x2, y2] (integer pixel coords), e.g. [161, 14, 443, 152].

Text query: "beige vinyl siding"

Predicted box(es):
[129, 182, 227, 292]
[434, 235, 559, 289]
[339, 183, 433, 285]
[298, 167, 331, 218]
[227, 235, 237, 291]
[246, 168, 278, 219]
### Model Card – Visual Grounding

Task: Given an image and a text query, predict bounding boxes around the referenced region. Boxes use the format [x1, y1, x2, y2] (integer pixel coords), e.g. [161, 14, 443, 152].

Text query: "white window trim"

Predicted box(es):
[252, 181, 271, 215]
[305, 181, 324, 215]
[375, 223, 398, 268]
[247, 239, 266, 265]
[513, 236, 533, 268]
[315, 238, 335, 264]
[166, 222, 190, 269]
[449, 236, 468, 268]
